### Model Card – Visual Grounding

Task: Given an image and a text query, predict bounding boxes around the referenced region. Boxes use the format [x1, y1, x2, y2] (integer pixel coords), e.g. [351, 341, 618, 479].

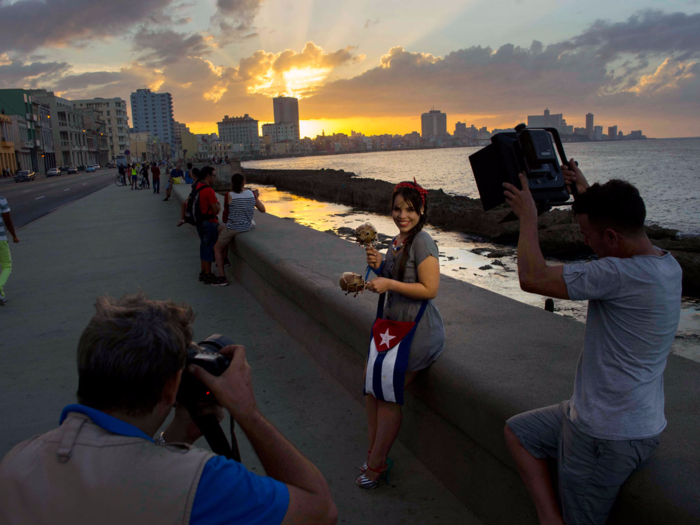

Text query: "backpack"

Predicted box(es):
[184, 184, 217, 226]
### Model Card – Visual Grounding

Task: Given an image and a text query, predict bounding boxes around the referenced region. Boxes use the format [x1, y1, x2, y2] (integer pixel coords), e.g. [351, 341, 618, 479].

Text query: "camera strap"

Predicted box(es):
[184, 404, 241, 463]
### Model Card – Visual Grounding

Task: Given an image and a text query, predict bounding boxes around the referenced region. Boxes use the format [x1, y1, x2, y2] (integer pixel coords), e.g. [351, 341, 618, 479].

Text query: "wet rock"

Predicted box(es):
[491, 260, 505, 267]
[479, 265, 493, 270]
[337, 227, 355, 235]
[486, 250, 512, 259]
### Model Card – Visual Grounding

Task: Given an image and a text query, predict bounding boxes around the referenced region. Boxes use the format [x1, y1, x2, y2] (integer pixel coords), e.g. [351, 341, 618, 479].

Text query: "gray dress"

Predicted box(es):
[379, 230, 445, 371]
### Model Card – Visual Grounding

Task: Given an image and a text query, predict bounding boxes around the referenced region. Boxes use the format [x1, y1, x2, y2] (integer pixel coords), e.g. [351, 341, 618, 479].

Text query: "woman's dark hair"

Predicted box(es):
[392, 184, 428, 281]
[198, 165, 214, 181]
[231, 173, 246, 193]
[76, 293, 195, 416]
[192, 167, 200, 179]
[572, 179, 646, 235]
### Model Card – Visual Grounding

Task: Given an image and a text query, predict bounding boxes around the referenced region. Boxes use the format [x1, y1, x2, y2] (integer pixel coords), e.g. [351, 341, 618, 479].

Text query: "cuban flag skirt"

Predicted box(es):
[364, 295, 428, 405]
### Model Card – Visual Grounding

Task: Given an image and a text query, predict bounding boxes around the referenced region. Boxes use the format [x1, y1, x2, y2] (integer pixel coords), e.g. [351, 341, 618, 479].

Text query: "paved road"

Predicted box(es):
[0, 169, 120, 228]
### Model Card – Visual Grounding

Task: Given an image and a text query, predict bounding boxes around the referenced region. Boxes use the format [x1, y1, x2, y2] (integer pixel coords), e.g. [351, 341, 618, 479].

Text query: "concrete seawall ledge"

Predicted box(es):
[174, 184, 700, 524]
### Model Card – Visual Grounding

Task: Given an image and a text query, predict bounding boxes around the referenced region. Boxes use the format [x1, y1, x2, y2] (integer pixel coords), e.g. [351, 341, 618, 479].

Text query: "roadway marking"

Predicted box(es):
[64, 188, 70, 192]
[82, 183, 87, 186]
[35, 196, 45, 200]
[23, 190, 31, 193]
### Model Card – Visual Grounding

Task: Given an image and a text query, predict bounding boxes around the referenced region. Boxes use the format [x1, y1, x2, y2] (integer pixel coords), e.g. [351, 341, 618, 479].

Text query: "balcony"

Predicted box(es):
[1, 141, 12, 148]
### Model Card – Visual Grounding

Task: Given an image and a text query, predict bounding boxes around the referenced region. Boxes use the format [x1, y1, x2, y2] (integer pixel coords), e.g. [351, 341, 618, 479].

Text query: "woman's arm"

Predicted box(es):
[253, 190, 266, 213]
[366, 255, 440, 300]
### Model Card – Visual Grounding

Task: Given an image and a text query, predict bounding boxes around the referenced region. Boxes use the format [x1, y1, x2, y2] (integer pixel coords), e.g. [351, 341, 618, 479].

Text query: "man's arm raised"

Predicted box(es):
[190, 346, 338, 525]
[503, 173, 569, 300]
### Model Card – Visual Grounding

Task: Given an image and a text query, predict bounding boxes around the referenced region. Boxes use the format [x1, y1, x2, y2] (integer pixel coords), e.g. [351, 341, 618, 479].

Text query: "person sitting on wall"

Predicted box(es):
[501, 162, 682, 525]
[0, 293, 338, 525]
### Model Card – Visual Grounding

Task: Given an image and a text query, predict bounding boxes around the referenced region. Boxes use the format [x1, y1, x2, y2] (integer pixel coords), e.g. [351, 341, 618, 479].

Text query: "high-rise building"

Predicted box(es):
[261, 122, 298, 144]
[585, 113, 594, 139]
[421, 109, 447, 139]
[593, 126, 603, 141]
[217, 114, 260, 153]
[130, 88, 175, 157]
[454, 122, 467, 137]
[607, 126, 617, 140]
[273, 97, 300, 139]
[72, 97, 130, 161]
[527, 109, 573, 135]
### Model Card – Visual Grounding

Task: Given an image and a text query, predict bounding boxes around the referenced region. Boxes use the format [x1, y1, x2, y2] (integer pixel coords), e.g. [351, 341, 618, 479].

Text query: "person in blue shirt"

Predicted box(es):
[164, 164, 184, 201]
[0, 293, 338, 525]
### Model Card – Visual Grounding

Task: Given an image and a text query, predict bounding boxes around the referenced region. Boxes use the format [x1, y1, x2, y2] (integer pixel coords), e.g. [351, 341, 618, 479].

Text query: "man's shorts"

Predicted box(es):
[506, 400, 660, 525]
[196, 221, 219, 262]
[218, 227, 242, 247]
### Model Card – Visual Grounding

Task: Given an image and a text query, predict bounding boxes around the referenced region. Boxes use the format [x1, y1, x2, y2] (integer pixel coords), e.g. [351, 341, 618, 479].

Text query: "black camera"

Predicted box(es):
[469, 124, 573, 215]
[177, 334, 234, 404]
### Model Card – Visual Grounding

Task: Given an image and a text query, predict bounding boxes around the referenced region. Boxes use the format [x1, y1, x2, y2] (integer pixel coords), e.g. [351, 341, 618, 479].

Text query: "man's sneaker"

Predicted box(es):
[224, 260, 231, 268]
[0, 294, 6, 306]
[202, 273, 217, 285]
[199, 271, 206, 282]
[212, 276, 229, 287]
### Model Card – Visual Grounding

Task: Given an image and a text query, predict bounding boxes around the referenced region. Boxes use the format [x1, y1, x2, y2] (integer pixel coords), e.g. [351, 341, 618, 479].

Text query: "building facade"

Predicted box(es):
[608, 126, 618, 140]
[0, 89, 40, 172]
[72, 97, 130, 161]
[421, 110, 447, 139]
[130, 89, 175, 157]
[35, 102, 56, 173]
[261, 122, 297, 144]
[0, 113, 17, 173]
[217, 114, 260, 153]
[30, 90, 90, 167]
[586, 113, 594, 139]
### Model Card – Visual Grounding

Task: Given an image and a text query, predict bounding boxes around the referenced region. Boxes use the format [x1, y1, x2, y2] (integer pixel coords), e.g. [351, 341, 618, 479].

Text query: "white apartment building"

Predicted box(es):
[72, 97, 130, 161]
[217, 114, 260, 153]
[130, 89, 175, 157]
[261, 122, 298, 143]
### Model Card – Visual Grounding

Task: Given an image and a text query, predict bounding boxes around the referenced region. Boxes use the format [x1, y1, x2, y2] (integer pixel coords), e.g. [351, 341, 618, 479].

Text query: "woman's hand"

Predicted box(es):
[366, 246, 383, 270]
[366, 277, 393, 294]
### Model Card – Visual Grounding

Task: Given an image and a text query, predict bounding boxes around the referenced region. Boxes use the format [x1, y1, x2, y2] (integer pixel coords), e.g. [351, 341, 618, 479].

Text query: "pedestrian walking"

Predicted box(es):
[151, 162, 161, 194]
[0, 195, 20, 306]
[163, 164, 184, 201]
[130, 164, 138, 190]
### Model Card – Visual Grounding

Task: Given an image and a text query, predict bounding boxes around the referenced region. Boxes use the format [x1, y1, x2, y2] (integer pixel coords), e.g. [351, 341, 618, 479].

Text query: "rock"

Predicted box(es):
[479, 265, 493, 270]
[486, 250, 512, 259]
[337, 227, 355, 235]
[491, 260, 505, 267]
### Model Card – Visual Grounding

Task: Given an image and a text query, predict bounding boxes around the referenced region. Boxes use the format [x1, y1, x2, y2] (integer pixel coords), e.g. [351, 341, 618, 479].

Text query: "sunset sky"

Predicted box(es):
[1, 0, 699, 138]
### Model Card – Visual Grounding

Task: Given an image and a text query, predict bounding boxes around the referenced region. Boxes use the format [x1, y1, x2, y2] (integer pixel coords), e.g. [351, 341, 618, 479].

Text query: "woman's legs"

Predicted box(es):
[363, 371, 419, 480]
[214, 241, 226, 277]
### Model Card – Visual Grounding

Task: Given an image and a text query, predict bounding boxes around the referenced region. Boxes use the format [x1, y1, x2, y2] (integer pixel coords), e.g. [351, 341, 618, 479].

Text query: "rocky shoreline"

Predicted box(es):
[236, 168, 700, 296]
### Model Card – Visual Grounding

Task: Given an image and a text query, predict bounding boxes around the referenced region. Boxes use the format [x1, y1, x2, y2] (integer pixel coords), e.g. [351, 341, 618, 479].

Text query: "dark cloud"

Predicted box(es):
[215, 0, 262, 28]
[0, 0, 174, 54]
[133, 29, 210, 66]
[0, 59, 71, 88]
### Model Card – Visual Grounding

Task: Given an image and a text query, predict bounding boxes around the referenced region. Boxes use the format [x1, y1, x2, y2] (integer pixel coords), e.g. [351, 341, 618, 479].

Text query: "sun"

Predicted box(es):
[250, 66, 331, 99]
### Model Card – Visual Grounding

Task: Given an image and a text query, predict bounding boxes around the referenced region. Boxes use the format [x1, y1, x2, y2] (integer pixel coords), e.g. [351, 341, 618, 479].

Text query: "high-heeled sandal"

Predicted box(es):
[356, 458, 393, 489]
[359, 450, 372, 473]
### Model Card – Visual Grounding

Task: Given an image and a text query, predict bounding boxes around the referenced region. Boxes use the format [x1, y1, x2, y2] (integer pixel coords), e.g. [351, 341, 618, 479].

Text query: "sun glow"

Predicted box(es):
[250, 66, 331, 99]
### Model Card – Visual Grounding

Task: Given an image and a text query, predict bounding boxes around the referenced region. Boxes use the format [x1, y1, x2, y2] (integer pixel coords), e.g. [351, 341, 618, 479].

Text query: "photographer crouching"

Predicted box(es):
[502, 163, 682, 525]
[0, 293, 337, 525]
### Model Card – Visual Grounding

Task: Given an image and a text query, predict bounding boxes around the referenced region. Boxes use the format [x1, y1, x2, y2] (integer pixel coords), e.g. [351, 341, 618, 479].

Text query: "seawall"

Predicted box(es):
[240, 168, 700, 296]
[174, 184, 700, 524]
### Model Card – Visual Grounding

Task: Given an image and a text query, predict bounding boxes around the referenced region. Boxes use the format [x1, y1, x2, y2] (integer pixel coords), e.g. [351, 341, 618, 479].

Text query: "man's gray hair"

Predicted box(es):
[77, 293, 195, 416]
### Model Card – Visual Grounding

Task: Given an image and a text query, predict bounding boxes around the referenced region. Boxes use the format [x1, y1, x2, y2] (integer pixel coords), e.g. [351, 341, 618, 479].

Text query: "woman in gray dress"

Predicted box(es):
[357, 180, 446, 489]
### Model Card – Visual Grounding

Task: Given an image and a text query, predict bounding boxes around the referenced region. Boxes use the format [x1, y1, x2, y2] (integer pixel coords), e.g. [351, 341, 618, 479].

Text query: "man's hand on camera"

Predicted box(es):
[163, 402, 225, 444]
[503, 173, 538, 223]
[188, 345, 259, 423]
[561, 157, 590, 195]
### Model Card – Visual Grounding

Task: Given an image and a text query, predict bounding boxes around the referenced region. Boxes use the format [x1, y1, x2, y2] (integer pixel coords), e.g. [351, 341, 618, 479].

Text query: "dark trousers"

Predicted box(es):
[153, 180, 160, 193]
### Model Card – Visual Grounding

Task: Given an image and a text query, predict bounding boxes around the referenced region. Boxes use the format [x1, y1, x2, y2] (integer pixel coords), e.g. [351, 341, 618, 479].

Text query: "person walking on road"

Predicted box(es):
[164, 164, 184, 201]
[0, 195, 20, 306]
[151, 162, 161, 194]
[130, 164, 138, 190]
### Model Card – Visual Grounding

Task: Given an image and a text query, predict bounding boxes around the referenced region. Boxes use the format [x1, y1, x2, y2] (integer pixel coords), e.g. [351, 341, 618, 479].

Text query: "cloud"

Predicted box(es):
[302, 10, 700, 128]
[0, 59, 71, 88]
[0, 0, 174, 54]
[364, 19, 379, 29]
[51, 63, 165, 99]
[133, 29, 211, 66]
[211, 0, 263, 36]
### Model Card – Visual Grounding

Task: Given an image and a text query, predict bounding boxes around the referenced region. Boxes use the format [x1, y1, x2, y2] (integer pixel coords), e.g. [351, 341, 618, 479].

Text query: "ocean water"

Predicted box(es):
[244, 138, 700, 235]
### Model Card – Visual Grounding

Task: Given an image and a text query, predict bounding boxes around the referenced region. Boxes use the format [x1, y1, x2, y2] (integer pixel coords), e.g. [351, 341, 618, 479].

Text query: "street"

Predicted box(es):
[0, 169, 119, 228]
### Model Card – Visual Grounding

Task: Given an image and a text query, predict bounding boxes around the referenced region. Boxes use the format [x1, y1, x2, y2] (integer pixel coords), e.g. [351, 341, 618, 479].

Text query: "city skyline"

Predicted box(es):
[1, 2, 699, 139]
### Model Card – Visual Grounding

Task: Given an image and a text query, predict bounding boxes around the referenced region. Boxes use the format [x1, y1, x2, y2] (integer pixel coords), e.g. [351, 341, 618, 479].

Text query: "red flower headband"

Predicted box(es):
[394, 177, 428, 207]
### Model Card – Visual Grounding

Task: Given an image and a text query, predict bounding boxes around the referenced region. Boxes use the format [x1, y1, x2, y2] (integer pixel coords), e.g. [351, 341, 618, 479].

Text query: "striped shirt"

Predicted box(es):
[225, 190, 256, 232]
[0, 196, 10, 241]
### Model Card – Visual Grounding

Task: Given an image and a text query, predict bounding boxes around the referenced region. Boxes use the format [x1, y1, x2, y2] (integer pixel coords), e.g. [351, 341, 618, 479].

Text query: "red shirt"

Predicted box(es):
[151, 166, 161, 180]
[196, 182, 219, 223]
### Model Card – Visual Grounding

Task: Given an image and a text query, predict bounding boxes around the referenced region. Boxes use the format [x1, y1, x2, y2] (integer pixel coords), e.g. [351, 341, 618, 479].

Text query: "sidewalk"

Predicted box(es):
[0, 183, 482, 524]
